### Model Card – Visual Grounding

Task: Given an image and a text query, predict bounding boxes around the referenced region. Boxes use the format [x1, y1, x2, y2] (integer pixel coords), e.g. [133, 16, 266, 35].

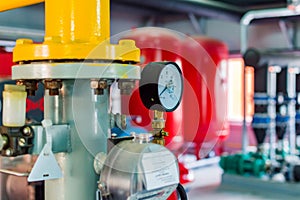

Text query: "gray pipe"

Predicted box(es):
[0, 25, 44, 42]
[241, 8, 300, 54]
[244, 48, 300, 68]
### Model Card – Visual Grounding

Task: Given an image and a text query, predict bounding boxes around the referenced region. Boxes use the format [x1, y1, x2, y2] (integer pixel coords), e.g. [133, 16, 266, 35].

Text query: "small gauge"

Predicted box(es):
[139, 62, 183, 112]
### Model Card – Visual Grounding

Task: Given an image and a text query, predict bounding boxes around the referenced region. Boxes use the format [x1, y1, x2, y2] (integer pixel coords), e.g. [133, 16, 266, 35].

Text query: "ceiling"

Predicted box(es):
[112, 0, 289, 22]
[214, 0, 286, 10]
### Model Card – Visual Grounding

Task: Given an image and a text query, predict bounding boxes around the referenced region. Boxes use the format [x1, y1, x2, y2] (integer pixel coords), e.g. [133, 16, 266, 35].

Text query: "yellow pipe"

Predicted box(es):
[13, 0, 139, 62]
[0, 0, 44, 12]
[45, 0, 109, 43]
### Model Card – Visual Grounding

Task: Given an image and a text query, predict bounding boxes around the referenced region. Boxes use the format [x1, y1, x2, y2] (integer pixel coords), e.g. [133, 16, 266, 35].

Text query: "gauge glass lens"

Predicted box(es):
[158, 63, 182, 110]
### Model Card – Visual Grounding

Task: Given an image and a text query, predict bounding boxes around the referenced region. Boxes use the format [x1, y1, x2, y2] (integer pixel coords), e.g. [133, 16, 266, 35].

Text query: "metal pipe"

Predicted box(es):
[241, 8, 300, 53]
[243, 48, 300, 68]
[240, 7, 300, 154]
[0, 25, 44, 41]
[44, 80, 109, 200]
[287, 67, 299, 155]
[0, 0, 43, 12]
[113, 0, 241, 22]
[0, 169, 29, 177]
[45, 0, 110, 43]
[267, 66, 281, 163]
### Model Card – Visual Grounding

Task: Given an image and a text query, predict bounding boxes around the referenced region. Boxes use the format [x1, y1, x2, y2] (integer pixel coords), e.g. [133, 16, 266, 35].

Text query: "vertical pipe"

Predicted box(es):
[242, 63, 247, 154]
[287, 67, 299, 155]
[45, 0, 110, 43]
[267, 66, 281, 163]
[44, 91, 65, 124]
[44, 80, 109, 200]
[241, 17, 249, 155]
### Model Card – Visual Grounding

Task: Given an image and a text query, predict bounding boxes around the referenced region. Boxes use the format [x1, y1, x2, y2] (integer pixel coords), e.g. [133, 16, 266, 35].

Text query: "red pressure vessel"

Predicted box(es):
[0, 49, 13, 77]
[181, 36, 228, 158]
[121, 27, 184, 151]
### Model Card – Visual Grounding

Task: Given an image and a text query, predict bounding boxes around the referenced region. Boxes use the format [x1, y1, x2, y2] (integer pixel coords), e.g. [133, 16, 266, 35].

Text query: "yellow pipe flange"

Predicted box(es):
[13, 39, 140, 62]
[13, 0, 140, 63]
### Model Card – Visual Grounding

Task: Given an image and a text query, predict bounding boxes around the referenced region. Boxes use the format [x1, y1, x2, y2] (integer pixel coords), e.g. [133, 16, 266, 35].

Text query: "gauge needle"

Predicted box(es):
[159, 86, 168, 96]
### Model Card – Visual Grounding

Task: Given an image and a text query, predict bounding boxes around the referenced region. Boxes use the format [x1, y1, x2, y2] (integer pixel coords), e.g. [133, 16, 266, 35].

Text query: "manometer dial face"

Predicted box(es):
[157, 63, 182, 111]
[139, 62, 183, 112]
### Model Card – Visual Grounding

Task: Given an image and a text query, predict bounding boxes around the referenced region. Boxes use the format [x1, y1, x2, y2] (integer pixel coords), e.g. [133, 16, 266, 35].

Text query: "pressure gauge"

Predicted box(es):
[139, 62, 183, 112]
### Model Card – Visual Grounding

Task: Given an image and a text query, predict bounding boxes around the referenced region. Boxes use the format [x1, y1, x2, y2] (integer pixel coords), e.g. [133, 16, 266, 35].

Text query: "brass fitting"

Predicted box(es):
[151, 110, 168, 146]
[152, 110, 165, 129]
[152, 130, 168, 146]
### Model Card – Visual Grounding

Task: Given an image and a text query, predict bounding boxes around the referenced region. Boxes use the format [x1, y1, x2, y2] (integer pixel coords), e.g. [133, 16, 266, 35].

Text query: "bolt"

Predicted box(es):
[17, 80, 38, 96]
[98, 182, 106, 191]
[94, 89, 104, 95]
[118, 80, 135, 95]
[18, 138, 26, 147]
[98, 80, 107, 89]
[5, 148, 13, 156]
[49, 89, 59, 96]
[22, 127, 32, 136]
[90, 80, 99, 89]
[91, 80, 107, 95]
[44, 80, 62, 96]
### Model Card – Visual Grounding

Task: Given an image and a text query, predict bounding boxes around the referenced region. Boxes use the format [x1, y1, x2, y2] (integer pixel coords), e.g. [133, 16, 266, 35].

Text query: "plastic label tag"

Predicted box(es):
[28, 119, 62, 182]
[28, 144, 63, 182]
[141, 151, 179, 191]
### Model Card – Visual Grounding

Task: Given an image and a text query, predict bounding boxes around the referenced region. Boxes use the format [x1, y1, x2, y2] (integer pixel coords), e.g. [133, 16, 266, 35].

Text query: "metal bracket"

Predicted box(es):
[31, 124, 71, 154]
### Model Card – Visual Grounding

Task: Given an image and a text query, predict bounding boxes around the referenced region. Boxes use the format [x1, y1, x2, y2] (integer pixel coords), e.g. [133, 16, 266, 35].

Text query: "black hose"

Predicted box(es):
[176, 183, 188, 200]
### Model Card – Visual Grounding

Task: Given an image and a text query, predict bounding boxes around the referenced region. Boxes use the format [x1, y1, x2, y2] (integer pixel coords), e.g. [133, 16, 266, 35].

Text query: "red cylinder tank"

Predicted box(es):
[181, 36, 228, 158]
[0, 49, 13, 77]
[121, 27, 184, 151]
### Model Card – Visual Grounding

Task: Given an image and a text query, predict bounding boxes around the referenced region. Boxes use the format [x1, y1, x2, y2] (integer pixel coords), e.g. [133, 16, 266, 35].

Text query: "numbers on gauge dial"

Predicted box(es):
[158, 63, 182, 110]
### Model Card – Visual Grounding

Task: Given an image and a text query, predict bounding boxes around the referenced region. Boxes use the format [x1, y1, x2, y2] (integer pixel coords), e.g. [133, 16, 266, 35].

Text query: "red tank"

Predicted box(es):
[0, 49, 13, 77]
[181, 36, 228, 158]
[122, 27, 184, 151]
[122, 29, 228, 200]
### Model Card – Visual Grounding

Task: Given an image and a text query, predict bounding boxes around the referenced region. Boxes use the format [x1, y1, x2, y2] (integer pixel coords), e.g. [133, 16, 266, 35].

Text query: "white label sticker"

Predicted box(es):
[142, 150, 179, 191]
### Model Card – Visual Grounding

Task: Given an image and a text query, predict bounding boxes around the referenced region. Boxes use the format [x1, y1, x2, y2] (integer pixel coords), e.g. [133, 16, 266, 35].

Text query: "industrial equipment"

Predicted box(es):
[0, 1, 187, 200]
[221, 48, 300, 182]
[123, 30, 229, 157]
[122, 28, 184, 151]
